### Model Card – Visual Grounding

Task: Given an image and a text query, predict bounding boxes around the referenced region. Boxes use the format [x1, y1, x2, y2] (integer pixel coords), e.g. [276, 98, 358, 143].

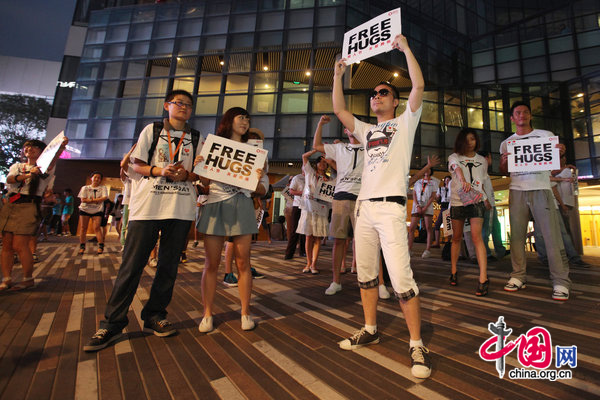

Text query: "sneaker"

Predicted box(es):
[570, 259, 591, 268]
[223, 273, 238, 287]
[552, 287, 569, 301]
[421, 249, 431, 258]
[338, 327, 380, 350]
[250, 267, 265, 279]
[143, 319, 177, 337]
[504, 278, 526, 292]
[148, 258, 158, 268]
[410, 346, 432, 379]
[241, 315, 256, 331]
[180, 252, 188, 263]
[325, 282, 342, 295]
[199, 316, 214, 333]
[83, 329, 122, 352]
[378, 284, 391, 299]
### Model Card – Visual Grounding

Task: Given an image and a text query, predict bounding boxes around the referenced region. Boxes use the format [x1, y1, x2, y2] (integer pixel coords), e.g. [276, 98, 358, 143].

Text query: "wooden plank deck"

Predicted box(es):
[0, 236, 599, 400]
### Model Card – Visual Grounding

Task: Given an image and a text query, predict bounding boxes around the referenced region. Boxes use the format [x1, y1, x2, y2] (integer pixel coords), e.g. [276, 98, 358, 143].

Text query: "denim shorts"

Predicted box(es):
[450, 201, 486, 220]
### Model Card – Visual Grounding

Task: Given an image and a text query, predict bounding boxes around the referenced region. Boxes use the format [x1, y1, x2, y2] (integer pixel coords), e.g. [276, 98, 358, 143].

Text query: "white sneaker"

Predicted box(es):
[552, 285, 569, 301]
[421, 250, 431, 258]
[325, 282, 342, 295]
[378, 284, 391, 299]
[241, 315, 255, 331]
[198, 316, 214, 333]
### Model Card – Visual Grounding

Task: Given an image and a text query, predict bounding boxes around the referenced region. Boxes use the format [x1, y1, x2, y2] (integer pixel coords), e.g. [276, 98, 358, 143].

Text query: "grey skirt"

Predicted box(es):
[196, 193, 258, 237]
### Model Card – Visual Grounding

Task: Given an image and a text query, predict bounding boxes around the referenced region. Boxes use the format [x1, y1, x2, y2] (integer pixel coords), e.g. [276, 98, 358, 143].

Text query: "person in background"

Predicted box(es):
[407, 167, 439, 258]
[77, 172, 108, 255]
[49, 191, 63, 236]
[432, 176, 451, 248]
[477, 151, 507, 260]
[284, 172, 306, 259]
[0, 137, 68, 291]
[61, 188, 74, 236]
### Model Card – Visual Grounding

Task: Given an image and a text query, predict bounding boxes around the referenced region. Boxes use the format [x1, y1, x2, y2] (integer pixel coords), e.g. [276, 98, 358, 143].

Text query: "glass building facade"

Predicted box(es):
[60, 0, 600, 178]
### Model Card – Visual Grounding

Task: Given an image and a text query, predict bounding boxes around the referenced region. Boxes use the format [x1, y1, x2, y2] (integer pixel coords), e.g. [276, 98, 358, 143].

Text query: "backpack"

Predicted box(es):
[147, 121, 201, 164]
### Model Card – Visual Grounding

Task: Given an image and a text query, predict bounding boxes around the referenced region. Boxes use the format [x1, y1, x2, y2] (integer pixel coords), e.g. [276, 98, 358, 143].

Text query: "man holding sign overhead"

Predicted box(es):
[333, 32, 432, 379]
[500, 101, 571, 301]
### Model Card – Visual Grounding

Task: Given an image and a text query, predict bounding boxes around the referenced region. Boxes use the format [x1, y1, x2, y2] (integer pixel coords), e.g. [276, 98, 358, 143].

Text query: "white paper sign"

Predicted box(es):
[193, 134, 268, 191]
[442, 209, 452, 237]
[342, 8, 401, 64]
[37, 132, 66, 173]
[282, 183, 294, 204]
[315, 179, 335, 203]
[507, 136, 560, 172]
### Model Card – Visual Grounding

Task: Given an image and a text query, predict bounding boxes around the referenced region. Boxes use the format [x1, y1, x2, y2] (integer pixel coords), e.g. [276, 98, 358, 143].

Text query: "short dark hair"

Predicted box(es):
[90, 171, 103, 179]
[454, 128, 480, 155]
[375, 81, 399, 99]
[217, 107, 250, 142]
[24, 139, 47, 151]
[510, 101, 531, 116]
[165, 89, 193, 104]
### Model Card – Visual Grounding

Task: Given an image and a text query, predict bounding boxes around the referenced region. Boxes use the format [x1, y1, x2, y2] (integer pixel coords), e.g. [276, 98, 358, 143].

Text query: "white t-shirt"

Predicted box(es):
[290, 174, 305, 208]
[7, 163, 55, 197]
[555, 168, 575, 207]
[323, 142, 363, 197]
[78, 185, 109, 214]
[353, 105, 423, 200]
[129, 123, 203, 221]
[204, 163, 269, 205]
[448, 153, 488, 206]
[411, 177, 439, 215]
[500, 129, 554, 191]
[437, 185, 451, 204]
[301, 162, 331, 216]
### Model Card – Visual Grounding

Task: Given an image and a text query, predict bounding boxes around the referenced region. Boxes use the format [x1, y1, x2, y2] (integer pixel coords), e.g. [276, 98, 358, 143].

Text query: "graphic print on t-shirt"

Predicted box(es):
[157, 133, 194, 163]
[365, 121, 398, 171]
[459, 159, 483, 184]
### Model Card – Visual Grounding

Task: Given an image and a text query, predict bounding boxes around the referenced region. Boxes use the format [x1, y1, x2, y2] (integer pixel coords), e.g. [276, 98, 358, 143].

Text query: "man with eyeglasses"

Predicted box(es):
[332, 34, 431, 379]
[84, 89, 203, 352]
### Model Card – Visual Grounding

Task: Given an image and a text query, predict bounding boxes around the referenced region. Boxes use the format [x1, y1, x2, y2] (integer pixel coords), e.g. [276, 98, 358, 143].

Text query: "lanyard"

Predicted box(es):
[421, 178, 429, 195]
[166, 129, 186, 163]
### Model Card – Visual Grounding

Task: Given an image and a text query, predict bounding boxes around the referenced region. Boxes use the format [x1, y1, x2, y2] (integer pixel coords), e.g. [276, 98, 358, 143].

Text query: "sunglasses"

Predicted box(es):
[370, 88, 393, 99]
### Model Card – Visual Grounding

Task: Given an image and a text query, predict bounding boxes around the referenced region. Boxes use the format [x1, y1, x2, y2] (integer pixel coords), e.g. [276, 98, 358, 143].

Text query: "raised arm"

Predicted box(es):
[408, 155, 440, 187]
[332, 59, 355, 132]
[312, 115, 330, 153]
[392, 35, 424, 113]
[302, 149, 318, 166]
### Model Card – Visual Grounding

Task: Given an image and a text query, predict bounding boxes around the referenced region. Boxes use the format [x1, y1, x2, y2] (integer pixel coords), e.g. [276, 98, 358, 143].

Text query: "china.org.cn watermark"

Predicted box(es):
[478, 316, 577, 381]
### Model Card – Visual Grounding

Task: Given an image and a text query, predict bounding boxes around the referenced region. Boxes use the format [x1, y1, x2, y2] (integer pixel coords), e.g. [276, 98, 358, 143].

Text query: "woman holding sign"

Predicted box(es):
[196, 107, 267, 333]
[0, 138, 67, 291]
[297, 120, 332, 274]
[448, 128, 490, 296]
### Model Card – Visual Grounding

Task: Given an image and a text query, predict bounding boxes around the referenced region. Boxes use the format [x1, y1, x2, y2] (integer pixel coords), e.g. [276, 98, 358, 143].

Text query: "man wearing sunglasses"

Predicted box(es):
[332, 34, 431, 379]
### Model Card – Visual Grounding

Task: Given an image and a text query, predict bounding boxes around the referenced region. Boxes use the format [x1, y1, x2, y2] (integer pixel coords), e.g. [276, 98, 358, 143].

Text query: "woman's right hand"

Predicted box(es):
[194, 155, 205, 167]
[461, 180, 471, 192]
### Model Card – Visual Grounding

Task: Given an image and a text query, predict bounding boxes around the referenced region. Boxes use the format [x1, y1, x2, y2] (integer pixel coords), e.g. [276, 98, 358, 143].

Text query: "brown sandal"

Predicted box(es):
[9, 278, 35, 291]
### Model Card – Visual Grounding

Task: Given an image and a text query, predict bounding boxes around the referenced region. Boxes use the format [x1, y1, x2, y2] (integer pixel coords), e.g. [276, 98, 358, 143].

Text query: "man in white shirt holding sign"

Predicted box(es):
[333, 34, 431, 379]
[84, 90, 203, 352]
[313, 117, 363, 296]
[500, 101, 570, 301]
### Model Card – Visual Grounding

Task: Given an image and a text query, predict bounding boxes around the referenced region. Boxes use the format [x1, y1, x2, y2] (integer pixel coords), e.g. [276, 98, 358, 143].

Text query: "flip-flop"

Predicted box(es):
[310, 268, 320, 275]
[302, 267, 310, 273]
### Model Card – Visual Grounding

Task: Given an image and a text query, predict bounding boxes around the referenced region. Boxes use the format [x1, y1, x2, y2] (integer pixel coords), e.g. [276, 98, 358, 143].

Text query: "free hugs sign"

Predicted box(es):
[194, 134, 268, 191]
[342, 8, 402, 64]
[507, 136, 560, 173]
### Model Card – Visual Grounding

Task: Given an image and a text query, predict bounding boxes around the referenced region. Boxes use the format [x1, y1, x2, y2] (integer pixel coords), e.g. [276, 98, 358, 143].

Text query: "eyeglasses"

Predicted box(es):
[370, 89, 392, 99]
[167, 101, 193, 109]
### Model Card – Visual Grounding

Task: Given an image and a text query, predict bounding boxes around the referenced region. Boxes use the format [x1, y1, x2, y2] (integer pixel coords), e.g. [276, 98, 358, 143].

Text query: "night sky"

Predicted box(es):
[0, 0, 78, 62]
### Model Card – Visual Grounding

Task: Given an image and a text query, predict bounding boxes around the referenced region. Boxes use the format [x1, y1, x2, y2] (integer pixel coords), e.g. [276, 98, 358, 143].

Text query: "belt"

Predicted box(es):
[8, 193, 41, 204]
[368, 196, 406, 205]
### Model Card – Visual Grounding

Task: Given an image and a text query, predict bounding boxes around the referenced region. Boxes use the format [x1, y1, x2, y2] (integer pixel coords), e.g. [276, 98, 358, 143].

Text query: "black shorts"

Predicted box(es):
[80, 211, 103, 218]
[450, 202, 486, 220]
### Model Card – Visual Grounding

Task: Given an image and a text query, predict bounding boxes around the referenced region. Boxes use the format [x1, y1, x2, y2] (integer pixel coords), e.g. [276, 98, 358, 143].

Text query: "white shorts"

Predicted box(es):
[296, 209, 329, 238]
[355, 200, 419, 300]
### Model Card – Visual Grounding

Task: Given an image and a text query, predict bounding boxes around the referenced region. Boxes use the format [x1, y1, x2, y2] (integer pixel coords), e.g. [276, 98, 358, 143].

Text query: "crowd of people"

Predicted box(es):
[0, 34, 592, 382]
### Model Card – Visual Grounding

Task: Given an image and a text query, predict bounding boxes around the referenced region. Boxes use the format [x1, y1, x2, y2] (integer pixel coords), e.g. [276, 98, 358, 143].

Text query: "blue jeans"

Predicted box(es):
[100, 219, 191, 332]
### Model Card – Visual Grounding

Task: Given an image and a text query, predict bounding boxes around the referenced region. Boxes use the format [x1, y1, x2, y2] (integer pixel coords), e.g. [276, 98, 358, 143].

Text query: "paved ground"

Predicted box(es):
[0, 236, 599, 399]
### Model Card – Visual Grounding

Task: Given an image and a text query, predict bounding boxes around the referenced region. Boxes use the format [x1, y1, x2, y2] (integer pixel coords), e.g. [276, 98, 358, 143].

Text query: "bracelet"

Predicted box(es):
[149, 166, 156, 177]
